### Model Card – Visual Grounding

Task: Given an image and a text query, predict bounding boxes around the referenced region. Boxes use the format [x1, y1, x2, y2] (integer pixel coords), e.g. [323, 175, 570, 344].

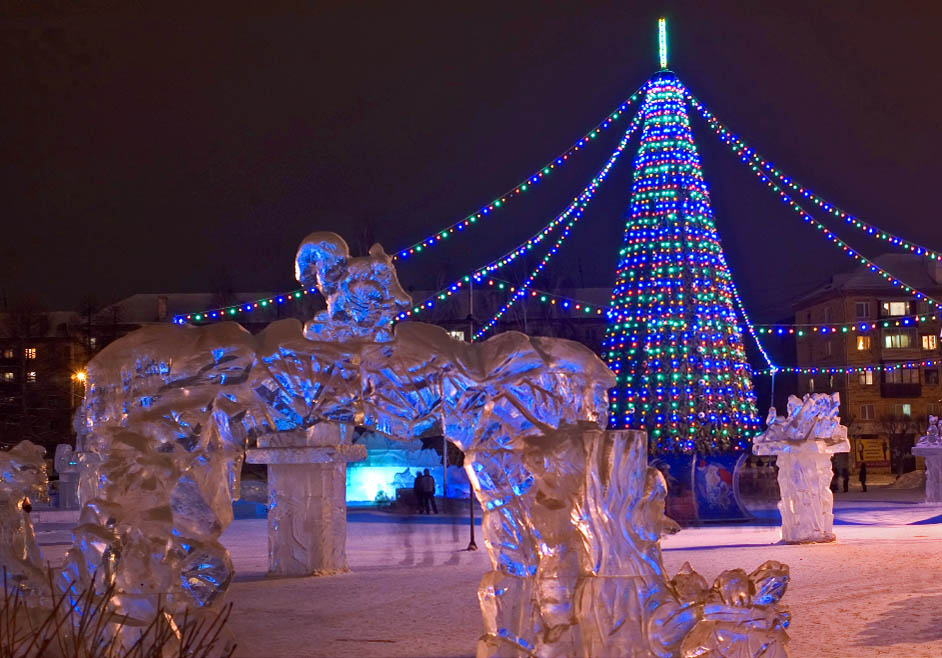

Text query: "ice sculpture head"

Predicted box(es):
[295, 231, 411, 343]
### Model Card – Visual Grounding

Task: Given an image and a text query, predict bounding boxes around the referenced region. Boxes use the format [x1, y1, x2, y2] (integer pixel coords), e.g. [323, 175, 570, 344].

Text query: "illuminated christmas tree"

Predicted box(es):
[604, 66, 761, 454]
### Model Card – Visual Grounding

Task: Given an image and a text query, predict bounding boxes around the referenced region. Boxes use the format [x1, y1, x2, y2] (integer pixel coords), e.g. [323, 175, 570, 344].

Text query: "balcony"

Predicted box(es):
[881, 383, 921, 398]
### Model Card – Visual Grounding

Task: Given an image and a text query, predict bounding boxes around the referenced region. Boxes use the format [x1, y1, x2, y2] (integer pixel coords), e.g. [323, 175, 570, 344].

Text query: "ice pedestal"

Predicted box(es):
[913, 416, 942, 503]
[912, 446, 942, 503]
[753, 393, 850, 544]
[246, 423, 366, 576]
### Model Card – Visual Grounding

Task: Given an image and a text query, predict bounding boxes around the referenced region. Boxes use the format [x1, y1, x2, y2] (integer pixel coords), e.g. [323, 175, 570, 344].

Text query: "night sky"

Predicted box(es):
[3, 1, 941, 323]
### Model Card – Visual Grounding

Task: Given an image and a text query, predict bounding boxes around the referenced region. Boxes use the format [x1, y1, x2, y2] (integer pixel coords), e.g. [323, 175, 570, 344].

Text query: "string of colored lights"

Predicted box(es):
[754, 165, 942, 306]
[174, 103, 651, 326]
[605, 73, 761, 454]
[400, 102, 646, 325]
[716, 250, 775, 371]
[471, 103, 647, 339]
[479, 276, 605, 315]
[693, 114, 942, 308]
[391, 82, 649, 262]
[685, 92, 942, 263]
[753, 359, 942, 376]
[753, 313, 939, 336]
[172, 289, 312, 324]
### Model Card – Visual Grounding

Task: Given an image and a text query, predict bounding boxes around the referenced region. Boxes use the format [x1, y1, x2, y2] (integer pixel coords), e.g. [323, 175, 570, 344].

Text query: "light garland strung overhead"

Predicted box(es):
[696, 121, 942, 308]
[401, 104, 646, 325]
[685, 92, 942, 263]
[172, 289, 312, 324]
[754, 359, 942, 376]
[753, 314, 939, 336]
[391, 83, 649, 262]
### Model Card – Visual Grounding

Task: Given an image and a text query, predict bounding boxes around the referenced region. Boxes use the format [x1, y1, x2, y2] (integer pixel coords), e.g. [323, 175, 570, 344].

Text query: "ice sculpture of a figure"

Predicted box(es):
[295, 231, 411, 343]
[754, 393, 850, 543]
[246, 232, 407, 575]
[360, 322, 791, 658]
[63, 323, 260, 629]
[913, 415, 942, 503]
[0, 441, 48, 599]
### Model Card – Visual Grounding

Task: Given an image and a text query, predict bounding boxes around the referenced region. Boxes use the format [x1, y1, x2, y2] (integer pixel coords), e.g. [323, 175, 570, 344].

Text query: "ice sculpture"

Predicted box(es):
[754, 393, 850, 543]
[53, 229, 791, 657]
[245, 232, 405, 576]
[913, 415, 942, 503]
[295, 231, 411, 343]
[63, 322, 262, 627]
[0, 440, 48, 599]
[359, 322, 791, 657]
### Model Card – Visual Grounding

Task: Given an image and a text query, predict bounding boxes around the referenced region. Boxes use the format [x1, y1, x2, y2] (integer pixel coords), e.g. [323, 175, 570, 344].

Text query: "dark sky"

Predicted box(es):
[2, 1, 941, 321]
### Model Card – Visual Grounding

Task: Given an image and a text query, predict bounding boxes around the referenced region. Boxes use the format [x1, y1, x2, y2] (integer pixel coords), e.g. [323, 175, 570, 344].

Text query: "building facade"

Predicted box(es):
[794, 254, 942, 473]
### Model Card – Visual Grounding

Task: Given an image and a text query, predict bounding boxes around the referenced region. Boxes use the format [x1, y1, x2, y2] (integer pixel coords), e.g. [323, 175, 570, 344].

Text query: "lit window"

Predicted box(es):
[858, 371, 874, 385]
[808, 377, 815, 393]
[896, 403, 912, 417]
[855, 302, 870, 319]
[922, 335, 938, 350]
[884, 331, 913, 349]
[1, 349, 12, 359]
[857, 336, 871, 351]
[882, 301, 908, 317]
[1, 372, 12, 383]
[860, 404, 875, 420]
[24, 348, 36, 360]
[26, 371, 36, 383]
[447, 330, 466, 342]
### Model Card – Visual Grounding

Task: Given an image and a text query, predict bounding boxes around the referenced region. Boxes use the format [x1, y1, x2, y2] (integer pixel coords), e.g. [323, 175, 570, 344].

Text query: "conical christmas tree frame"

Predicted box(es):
[604, 72, 761, 454]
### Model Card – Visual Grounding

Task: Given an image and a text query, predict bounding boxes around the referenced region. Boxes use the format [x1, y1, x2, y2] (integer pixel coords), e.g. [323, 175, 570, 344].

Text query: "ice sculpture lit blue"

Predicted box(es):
[0, 231, 792, 656]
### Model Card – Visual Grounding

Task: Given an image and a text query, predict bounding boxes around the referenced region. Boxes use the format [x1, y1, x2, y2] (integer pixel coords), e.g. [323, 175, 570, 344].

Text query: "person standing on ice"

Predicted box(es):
[858, 461, 868, 492]
[421, 469, 438, 514]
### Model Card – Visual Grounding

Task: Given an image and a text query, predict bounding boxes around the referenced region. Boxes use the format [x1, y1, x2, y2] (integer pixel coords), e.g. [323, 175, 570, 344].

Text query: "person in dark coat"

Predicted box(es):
[420, 469, 438, 514]
[858, 461, 868, 492]
[413, 471, 424, 513]
[841, 467, 850, 493]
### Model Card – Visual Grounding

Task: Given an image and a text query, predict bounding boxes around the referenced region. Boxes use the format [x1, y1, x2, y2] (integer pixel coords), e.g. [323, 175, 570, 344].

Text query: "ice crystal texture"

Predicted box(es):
[754, 393, 850, 543]
[0, 441, 47, 599]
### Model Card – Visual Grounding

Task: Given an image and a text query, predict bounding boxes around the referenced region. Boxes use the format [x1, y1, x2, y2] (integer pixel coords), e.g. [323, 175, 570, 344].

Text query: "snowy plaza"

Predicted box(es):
[31, 480, 942, 658]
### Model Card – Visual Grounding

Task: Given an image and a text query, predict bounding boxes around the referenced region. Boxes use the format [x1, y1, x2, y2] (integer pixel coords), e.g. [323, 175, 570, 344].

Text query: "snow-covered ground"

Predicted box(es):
[33, 483, 942, 657]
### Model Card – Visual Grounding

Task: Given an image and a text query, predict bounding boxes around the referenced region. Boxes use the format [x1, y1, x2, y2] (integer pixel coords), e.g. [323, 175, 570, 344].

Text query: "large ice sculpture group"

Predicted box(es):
[1, 231, 791, 657]
[754, 393, 850, 543]
[913, 415, 942, 503]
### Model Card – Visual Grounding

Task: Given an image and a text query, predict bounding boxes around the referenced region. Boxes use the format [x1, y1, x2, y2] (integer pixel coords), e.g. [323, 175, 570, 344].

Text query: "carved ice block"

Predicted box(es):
[912, 445, 942, 503]
[246, 424, 366, 577]
[754, 393, 850, 544]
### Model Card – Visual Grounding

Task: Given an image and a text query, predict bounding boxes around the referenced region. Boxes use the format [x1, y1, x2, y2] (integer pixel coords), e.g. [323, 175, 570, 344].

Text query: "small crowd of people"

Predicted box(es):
[830, 462, 868, 492]
[413, 468, 438, 514]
